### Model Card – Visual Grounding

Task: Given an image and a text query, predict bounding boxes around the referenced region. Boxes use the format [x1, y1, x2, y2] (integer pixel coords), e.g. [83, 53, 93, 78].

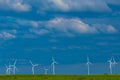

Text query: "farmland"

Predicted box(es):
[0, 75, 120, 80]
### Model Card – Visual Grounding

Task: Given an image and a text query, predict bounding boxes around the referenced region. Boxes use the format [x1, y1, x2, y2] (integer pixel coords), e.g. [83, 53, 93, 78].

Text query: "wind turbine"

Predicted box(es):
[44, 67, 48, 75]
[6, 60, 17, 75]
[51, 56, 57, 75]
[108, 58, 113, 74]
[9, 59, 18, 74]
[13, 60, 17, 74]
[30, 60, 39, 75]
[5, 64, 12, 74]
[86, 56, 92, 75]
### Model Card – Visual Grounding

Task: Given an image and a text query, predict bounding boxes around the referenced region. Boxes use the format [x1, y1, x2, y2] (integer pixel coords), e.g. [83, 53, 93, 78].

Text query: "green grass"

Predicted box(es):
[0, 74, 120, 80]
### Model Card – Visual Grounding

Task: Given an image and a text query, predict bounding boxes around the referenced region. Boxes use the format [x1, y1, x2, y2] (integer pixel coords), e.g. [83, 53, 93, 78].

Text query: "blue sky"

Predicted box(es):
[0, 0, 120, 74]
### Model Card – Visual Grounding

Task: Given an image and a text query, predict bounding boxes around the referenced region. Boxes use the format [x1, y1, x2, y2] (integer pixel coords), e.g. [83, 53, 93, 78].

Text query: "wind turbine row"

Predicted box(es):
[5, 57, 57, 75]
[87, 56, 117, 75]
[29, 56, 57, 75]
[5, 56, 117, 75]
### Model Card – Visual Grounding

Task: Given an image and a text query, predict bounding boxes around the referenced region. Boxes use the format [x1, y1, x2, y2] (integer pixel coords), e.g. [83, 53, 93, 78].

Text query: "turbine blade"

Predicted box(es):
[14, 59, 17, 65]
[113, 57, 117, 64]
[29, 60, 33, 65]
[34, 64, 39, 66]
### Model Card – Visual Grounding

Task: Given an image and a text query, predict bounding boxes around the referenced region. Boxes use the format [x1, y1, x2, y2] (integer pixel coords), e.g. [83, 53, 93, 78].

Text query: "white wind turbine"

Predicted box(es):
[30, 60, 39, 75]
[108, 57, 117, 74]
[86, 56, 92, 75]
[51, 56, 57, 75]
[13, 60, 17, 74]
[108, 58, 112, 74]
[5, 64, 12, 74]
[8, 60, 18, 74]
[44, 67, 48, 75]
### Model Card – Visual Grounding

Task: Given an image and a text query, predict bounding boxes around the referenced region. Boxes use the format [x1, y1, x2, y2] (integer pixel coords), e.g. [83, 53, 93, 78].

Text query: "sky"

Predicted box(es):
[0, 0, 120, 74]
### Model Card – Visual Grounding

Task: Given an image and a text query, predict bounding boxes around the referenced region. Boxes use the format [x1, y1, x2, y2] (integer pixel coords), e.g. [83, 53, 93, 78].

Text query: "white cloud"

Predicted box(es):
[106, 25, 118, 33]
[16, 17, 118, 37]
[2, 17, 117, 38]
[46, 18, 97, 34]
[0, 0, 31, 12]
[49, 0, 69, 11]
[28, 18, 118, 36]
[30, 21, 39, 28]
[17, 19, 40, 27]
[40, 0, 111, 12]
[43, 0, 120, 12]
[0, 31, 16, 40]
[93, 24, 118, 33]
[30, 29, 49, 35]
[0, 0, 119, 12]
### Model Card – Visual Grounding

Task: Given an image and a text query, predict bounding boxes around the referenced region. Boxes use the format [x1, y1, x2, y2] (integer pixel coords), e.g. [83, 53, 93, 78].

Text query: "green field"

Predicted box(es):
[0, 75, 120, 80]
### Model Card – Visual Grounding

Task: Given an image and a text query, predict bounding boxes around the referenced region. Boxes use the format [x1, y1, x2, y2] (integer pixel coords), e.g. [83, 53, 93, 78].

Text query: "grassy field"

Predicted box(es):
[0, 75, 120, 80]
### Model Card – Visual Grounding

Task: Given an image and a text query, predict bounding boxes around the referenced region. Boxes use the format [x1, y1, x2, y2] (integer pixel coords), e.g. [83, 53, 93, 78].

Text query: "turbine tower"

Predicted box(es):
[108, 57, 113, 74]
[44, 67, 48, 75]
[30, 60, 39, 75]
[86, 56, 92, 75]
[51, 56, 57, 75]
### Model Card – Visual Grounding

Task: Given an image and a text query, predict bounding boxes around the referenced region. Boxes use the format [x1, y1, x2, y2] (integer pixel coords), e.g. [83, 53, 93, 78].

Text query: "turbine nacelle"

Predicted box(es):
[33, 64, 39, 67]
[86, 56, 92, 65]
[86, 62, 92, 65]
[52, 56, 58, 64]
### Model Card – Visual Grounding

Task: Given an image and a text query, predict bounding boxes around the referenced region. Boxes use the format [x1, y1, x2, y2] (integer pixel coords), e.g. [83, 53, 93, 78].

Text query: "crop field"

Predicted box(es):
[0, 75, 120, 80]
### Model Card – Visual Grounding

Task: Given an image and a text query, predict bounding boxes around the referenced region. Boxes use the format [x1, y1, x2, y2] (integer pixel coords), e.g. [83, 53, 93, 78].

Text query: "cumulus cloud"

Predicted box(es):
[46, 18, 97, 34]
[0, 31, 16, 40]
[48, 0, 70, 11]
[30, 29, 49, 35]
[106, 25, 118, 33]
[93, 24, 118, 33]
[0, 16, 17, 40]
[0, 0, 120, 12]
[0, 16, 118, 38]
[46, 18, 118, 34]
[38, 0, 112, 12]
[27, 18, 118, 36]
[0, 0, 31, 12]
[17, 19, 40, 27]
